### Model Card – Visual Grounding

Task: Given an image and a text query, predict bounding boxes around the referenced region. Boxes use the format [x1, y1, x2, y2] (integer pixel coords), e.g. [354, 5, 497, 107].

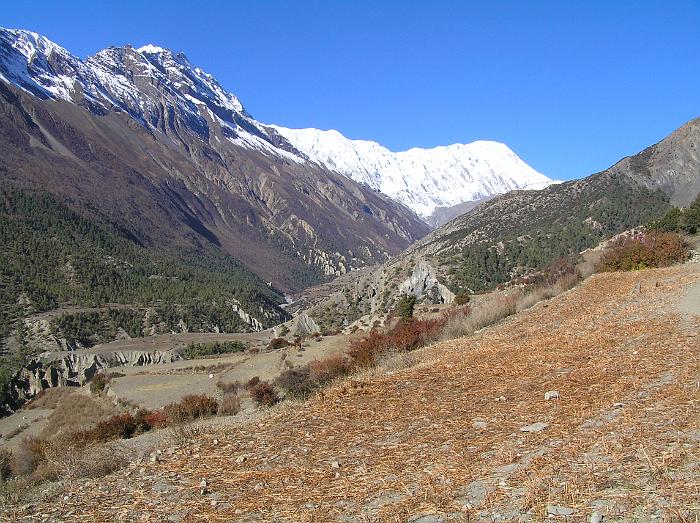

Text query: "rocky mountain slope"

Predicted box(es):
[272, 125, 556, 221]
[8, 263, 698, 521]
[0, 28, 429, 296]
[299, 118, 700, 327]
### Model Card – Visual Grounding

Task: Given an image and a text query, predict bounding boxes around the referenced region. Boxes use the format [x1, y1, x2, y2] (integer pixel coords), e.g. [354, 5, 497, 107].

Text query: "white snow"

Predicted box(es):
[137, 44, 167, 54]
[271, 126, 557, 218]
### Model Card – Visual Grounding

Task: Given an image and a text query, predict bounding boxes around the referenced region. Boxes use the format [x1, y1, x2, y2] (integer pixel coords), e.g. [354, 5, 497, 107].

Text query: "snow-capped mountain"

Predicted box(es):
[0, 27, 430, 291]
[0, 28, 301, 161]
[0, 27, 555, 226]
[271, 126, 556, 219]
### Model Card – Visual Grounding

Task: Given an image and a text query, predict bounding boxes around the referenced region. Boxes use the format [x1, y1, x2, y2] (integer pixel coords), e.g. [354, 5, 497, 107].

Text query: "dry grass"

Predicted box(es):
[4, 264, 700, 521]
[23, 388, 75, 410]
[39, 392, 115, 439]
[218, 393, 241, 416]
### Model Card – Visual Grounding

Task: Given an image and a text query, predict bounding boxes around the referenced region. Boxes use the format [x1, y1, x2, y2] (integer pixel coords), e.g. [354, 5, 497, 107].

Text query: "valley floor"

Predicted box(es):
[5, 264, 700, 522]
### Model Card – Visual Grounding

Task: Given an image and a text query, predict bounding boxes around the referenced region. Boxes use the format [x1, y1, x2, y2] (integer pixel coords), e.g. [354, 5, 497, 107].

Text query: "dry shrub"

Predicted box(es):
[41, 436, 127, 481]
[144, 409, 168, 429]
[275, 367, 316, 398]
[10, 436, 45, 477]
[164, 394, 218, 423]
[308, 354, 351, 384]
[24, 387, 74, 410]
[250, 382, 280, 407]
[246, 376, 261, 389]
[441, 294, 517, 340]
[167, 421, 211, 446]
[349, 309, 470, 368]
[596, 231, 688, 272]
[40, 392, 114, 438]
[75, 413, 138, 444]
[216, 379, 240, 394]
[376, 351, 422, 372]
[89, 372, 110, 394]
[267, 337, 290, 350]
[0, 448, 12, 480]
[218, 393, 241, 416]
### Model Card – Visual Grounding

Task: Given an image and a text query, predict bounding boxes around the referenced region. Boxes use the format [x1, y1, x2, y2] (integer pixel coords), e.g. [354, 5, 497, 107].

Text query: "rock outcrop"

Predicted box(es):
[5, 349, 177, 413]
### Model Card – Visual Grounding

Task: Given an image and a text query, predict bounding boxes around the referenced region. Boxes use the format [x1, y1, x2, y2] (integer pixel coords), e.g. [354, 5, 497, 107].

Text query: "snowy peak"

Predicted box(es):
[0, 27, 555, 222]
[272, 126, 556, 219]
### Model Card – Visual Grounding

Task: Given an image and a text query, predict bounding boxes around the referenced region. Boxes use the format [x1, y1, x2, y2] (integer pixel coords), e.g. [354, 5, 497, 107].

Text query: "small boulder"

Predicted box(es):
[520, 422, 549, 433]
[547, 505, 576, 516]
[544, 390, 560, 400]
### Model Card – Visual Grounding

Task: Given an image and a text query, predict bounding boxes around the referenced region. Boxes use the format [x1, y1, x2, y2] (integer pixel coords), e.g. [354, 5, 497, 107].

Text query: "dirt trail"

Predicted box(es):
[678, 278, 700, 315]
[4, 264, 700, 522]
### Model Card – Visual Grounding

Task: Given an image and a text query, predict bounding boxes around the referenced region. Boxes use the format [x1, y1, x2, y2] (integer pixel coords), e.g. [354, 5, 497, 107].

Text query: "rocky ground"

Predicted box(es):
[3, 263, 699, 522]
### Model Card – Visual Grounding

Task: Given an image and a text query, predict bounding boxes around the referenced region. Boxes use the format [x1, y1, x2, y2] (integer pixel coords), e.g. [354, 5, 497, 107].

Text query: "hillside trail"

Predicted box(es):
[4, 264, 700, 522]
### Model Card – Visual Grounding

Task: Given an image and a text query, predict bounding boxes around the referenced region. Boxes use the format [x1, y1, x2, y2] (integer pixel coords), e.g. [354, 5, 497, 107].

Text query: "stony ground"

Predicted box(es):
[3, 264, 699, 522]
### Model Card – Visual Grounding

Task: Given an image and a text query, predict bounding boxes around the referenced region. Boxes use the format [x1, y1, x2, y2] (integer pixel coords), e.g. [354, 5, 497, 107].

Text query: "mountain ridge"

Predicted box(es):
[271, 125, 556, 219]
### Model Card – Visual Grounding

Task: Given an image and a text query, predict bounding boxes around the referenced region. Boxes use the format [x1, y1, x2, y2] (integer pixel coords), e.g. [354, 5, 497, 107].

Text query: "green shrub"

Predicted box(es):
[454, 292, 471, 305]
[396, 294, 417, 320]
[89, 373, 108, 394]
[181, 341, 246, 360]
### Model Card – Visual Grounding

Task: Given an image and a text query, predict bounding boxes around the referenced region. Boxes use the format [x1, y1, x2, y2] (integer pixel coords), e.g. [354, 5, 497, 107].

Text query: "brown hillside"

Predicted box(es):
[6, 264, 700, 522]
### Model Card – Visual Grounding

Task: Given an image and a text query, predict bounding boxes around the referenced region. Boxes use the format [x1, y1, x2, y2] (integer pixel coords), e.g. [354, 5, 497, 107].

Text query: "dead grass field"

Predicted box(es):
[3, 264, 699, 522]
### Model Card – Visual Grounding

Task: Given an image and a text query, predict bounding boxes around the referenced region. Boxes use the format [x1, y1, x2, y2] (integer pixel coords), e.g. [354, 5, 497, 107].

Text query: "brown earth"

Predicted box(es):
[3, 263, 699, 522]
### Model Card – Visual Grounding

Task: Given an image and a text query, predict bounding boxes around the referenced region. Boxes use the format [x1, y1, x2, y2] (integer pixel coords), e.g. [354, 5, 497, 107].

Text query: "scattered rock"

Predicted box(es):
[544, 391, 560, 400]
[408, 514, 445, 523]
[520, 422, 549, 433]
[331, 460, 341, 469]
[495, 396, 507, 402]
[547, 505, 576, 516]
[235, 455, 247, 464]
[590, 511, 604, 523]
[199, 479, 208, 495]
[472, 420, 488, 430]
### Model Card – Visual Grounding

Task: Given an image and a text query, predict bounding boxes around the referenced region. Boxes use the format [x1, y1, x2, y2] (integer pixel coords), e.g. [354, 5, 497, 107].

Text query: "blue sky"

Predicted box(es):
[3, 1, 699, 180]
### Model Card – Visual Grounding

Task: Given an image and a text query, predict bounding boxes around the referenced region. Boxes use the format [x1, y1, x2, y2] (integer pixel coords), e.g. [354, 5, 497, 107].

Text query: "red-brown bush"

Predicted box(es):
[347, 308, 471, 368]
[164, 394, 218, 422]
[246, 376, 261, 389]
[308, 353, 351, 384]
[144, 409, 168, 429]
[597, 231, 688, 272]
[249, 381, 280, 407]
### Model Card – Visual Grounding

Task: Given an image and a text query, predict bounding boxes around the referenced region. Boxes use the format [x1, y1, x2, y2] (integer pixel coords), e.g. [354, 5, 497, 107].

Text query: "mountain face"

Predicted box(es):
[0, 28, 430, 297]
[299, 118, 700, 329]
[271, 126, 556, 220]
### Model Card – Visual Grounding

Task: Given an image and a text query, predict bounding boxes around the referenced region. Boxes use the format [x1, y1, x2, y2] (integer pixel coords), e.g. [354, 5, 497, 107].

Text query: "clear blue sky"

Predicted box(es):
[3, 1, 699, 180]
